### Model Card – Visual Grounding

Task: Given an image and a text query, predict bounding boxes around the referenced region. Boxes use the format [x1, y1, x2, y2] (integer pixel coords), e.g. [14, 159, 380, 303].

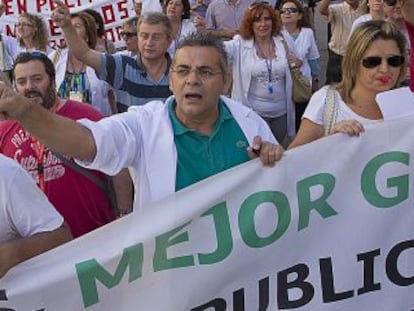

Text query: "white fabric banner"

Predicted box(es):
[0, 0, 162, 48]
[0, 115, 413, 310]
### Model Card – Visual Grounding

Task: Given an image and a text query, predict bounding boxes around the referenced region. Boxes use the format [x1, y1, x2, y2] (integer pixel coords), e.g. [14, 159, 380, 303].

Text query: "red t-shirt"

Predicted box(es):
[406, 21, 414, 92]
[0, 100, 115, 238]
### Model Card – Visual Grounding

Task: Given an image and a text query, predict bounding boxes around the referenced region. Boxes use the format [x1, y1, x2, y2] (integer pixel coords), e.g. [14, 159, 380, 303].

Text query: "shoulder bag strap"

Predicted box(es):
[52, 151, 108, 192]
[323, 86, 339, 136]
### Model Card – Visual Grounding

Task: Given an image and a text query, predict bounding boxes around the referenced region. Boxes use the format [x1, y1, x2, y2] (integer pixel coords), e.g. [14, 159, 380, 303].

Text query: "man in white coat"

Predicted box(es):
[0, 30, 283, 212]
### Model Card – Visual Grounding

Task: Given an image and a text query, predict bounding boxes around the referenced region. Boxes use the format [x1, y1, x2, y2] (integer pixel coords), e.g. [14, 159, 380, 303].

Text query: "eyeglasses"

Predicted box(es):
[249, 1, 271, 10]
[15, 22, 34, 28]
[171, 67, 223, 80]
[280, 7, 300, 14]
[120, 31, 137, 40]
[383, 0, 397, 6]
[361, 55, 405, 68]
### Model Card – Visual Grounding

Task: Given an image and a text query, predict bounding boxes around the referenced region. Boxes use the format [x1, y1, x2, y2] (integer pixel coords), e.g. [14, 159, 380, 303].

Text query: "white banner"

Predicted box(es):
[1, 116, 414, 310]
[0, 0, 162, 48]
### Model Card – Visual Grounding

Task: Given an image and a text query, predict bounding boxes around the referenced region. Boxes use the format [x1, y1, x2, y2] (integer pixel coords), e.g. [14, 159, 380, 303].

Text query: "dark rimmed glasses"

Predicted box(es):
[280, 7, 300, 14]
[361, 55, 405, 69]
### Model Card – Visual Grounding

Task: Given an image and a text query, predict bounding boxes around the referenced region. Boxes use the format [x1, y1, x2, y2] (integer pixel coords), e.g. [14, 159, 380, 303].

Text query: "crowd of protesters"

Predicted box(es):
[0, 0, 412, 277]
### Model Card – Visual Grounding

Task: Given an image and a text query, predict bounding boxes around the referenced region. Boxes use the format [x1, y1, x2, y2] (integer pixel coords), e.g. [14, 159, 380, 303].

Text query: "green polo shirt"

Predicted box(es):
[168, 99, 250, 191]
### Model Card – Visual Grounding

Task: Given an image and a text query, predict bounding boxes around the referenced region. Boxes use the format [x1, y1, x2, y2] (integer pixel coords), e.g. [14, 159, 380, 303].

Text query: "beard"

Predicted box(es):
[24, 84, 58, 110]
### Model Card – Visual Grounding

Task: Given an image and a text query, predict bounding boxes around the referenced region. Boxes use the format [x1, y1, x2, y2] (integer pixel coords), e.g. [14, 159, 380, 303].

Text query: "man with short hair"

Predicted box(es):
[53, 1, 173, 112]
[205, 0, 254, 40]
[0, 31, 283, 211]
[319, 0, 362, 84]
[0, 52, 126, 237]
[0, 154, 71, 278]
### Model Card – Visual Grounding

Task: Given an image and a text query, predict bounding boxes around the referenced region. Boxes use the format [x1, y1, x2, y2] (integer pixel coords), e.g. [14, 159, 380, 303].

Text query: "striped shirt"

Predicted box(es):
[96, 53, 172, 108]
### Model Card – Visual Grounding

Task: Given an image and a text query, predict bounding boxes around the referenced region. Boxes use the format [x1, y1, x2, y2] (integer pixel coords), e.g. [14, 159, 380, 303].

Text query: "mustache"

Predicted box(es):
[24, 90, 43, 98]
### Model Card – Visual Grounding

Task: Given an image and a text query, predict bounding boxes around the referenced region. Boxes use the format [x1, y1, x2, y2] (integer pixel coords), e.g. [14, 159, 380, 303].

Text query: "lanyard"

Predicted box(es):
[255, 40, 275, 94]
[30, 137, 46, 192]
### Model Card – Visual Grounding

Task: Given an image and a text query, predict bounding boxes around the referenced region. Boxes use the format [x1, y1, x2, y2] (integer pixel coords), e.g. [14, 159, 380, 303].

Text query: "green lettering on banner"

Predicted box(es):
[361, 152, 409, 208]
[239, 191, 291, 248]
[76, 243, 144, 308]
[198, 202, 233, 264]
[153, 222, 195, 271]
[297, 173, 338, 230]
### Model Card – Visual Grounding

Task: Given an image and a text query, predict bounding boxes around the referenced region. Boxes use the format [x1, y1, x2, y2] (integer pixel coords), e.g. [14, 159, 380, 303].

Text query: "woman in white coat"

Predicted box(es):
[280, 0, 320, 129]
[165, 0, 197, 57]
[224, 2, 298, 146]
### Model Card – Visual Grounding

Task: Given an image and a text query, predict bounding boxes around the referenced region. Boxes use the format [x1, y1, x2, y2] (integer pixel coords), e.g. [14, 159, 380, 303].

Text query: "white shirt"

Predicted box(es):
[0, 155, 63, 243]
[281, 27, 320, 81]
[303, 86, 383, 127]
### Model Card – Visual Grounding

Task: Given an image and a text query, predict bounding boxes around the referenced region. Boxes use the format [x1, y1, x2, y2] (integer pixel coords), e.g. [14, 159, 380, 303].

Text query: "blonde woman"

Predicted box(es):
[289, 20, 407, 149]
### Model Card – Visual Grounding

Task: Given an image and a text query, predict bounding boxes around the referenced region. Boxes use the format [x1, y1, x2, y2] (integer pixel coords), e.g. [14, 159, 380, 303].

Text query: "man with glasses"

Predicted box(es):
[205, 0, 254, 40]
[52, 2, 173, 113]
[0, 32, 283, 212]
[319, 0, 362, 84]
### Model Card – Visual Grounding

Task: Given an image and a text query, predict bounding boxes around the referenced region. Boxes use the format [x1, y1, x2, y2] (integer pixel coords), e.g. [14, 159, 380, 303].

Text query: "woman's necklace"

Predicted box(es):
[255, 39, 275, 94]
[68, 55, 85, 74]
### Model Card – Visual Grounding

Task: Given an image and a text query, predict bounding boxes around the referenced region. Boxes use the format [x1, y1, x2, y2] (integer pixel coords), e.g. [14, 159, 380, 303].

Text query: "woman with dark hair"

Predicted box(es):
[84, 9, 117, 54]
[50, 12, 117, 116]
[165, 0, 197, 56]
[224, 2, 300, 146]
[289, 20, 407, 148]
[280, 0, 320, 129]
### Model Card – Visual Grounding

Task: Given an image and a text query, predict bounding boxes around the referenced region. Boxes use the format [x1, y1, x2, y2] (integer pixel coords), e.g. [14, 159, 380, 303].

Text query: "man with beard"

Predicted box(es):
[0, 52, 122, 238]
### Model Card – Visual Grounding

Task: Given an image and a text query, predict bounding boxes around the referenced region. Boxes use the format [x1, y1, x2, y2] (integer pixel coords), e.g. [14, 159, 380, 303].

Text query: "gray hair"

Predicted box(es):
[174, 32, 229, 73]
[137, 12, 172, 39]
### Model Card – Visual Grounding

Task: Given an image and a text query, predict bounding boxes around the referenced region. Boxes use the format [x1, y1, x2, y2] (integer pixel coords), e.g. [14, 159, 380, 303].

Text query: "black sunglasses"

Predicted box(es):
[120, 31, 137, 39]
[361, 55, 405, 69]
[383, 0, 397, 6]
[280, 7, 300, 14]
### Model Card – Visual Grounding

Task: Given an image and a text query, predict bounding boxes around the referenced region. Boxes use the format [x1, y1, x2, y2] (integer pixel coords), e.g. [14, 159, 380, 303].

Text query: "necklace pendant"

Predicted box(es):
[268, 84, 273, 94]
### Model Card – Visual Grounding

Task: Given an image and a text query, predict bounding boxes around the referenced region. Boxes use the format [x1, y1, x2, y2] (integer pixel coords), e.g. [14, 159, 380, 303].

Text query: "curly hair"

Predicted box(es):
[17, 13, 49, 52]
[239, 2, 281, 40]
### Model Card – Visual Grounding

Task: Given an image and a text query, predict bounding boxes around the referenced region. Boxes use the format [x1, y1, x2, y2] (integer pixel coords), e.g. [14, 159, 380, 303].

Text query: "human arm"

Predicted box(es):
[247, 135, 284, 167]
[319, 0, 331, 19]
[288, 118, 324, 149]
[400, 0, 414, 25]
[0, 84, 97, 161]
[51, 0, 102, 71]
[0, 225, 71, 278]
